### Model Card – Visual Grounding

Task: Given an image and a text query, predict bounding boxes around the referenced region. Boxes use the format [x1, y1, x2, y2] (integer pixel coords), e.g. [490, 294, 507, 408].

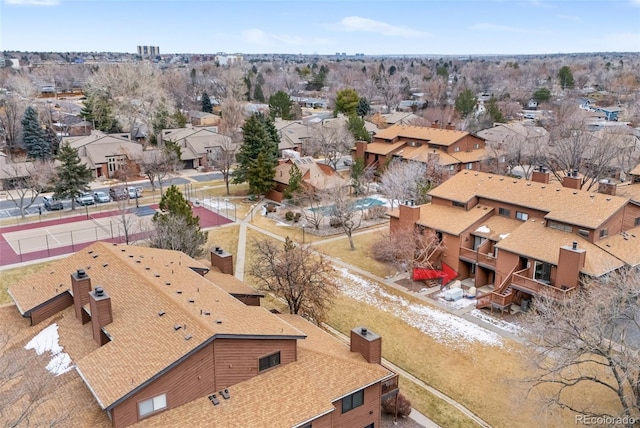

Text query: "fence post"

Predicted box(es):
[18, 240, 23, 261]
[95, 226, 99, 242]
[110, 221, 114, 239]
[70, 230, 74, 251]
[46, 234, 50, 258]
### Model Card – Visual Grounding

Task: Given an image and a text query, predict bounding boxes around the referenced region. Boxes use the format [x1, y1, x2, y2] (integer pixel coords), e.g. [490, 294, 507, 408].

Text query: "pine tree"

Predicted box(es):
[43, 125, 60, 155]
[201, 92, 213, 113]
[79, 93, 120, 133]
[253, 83, 265, 103]
[21, 106, 51, 160]
[455, 89, 477, 118]
[269, 91, 292, 120]
[356, 97, 371, 117]
[151, 185, 207, 257]
[232, 113, 278, 195]
[53, 143, 92, 209]
[557, 66, 575, 90]
[283, 164, 303, 199]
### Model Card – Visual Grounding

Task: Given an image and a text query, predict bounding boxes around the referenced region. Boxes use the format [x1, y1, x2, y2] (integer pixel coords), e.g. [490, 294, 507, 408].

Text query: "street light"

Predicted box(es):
[301, 223, 306, 244]
[224, 198, 229, 220]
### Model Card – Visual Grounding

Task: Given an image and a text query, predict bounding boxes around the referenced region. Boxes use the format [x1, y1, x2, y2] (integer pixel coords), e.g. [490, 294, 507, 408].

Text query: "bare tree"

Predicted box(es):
[329, 189, 362, 250]
[249, 236, 338, 325]
[300, 188, 326, 230]
[216, 97, 243, 195]
[372, 227, 444, 272]
[379, 159, 428, 209]
[0, 94, 27, 154]
[524, 269, 640, 426]
[1, 159, 55, 218]
[139, 144, 180, 195]
[306, 121, 355, 171]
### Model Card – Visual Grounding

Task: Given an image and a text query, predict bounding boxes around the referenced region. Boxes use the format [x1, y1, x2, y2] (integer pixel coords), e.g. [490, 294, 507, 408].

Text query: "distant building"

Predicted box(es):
[137, 45, 159, 57]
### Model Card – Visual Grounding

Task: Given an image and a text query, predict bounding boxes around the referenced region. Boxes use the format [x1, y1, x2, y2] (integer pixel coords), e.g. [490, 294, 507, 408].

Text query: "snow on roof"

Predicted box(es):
[24, 323, 73, 376]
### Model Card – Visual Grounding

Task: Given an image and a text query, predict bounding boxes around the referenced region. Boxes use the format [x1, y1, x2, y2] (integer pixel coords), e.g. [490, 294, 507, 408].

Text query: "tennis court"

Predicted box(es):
[3, 214, 153, 255]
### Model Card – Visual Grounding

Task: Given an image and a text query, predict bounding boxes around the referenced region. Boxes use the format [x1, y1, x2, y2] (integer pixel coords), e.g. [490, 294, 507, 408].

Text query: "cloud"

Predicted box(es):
[469, 22, 549, 35]
[332, 16, 431, 38]
[631, 0, 640, 6]
[4, 0, 59, 5]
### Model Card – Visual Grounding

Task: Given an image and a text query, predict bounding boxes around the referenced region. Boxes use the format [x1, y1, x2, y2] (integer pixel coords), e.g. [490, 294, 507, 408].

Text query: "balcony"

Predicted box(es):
[381, 373, 399, 399]
[458, 246, 496, 269]
[511, 270, 576, 298]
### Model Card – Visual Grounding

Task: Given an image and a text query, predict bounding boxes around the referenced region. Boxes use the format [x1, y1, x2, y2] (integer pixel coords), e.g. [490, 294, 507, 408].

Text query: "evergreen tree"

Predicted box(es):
[152, 185, 207, 257]
[53, 143, 92, 209]
[21, 106, 51, 160]
[247, 152, 275, 195]
[347, 115, 370, 141]
[232, 113, 279, 195]
[79, 93, 120, 133]
[334, 88, 360, 117]
[533, 87, 551, 102]
[253, 83, 265, 103]
[43, 125, 60, 155]
[557, 66, 575, 90]
[486, 97, 505, 123]
[283, 164, 303, 199]
[455, 89, 477, 118]
[269, 90, 292, 119]
[201, 92, 213, 113]
[356, 97, 371, 117]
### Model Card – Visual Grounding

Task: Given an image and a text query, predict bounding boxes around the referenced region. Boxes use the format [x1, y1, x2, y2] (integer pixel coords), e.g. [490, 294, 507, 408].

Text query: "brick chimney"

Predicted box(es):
[562, 170, 582, 190]
[397, 201, 422, 231]
[431, 120, 439, 129]
[71, 269, 92, 324]
[89, 287, 113, 346]
[355, 141, 367, 161]
[445, 122, 455, 130]
[211, 247, 234, 275]
[597, 179, 616, 196]
[531, 167, 550, 184]
[556, 242, 586, 291]
[350, 326, 381, 364]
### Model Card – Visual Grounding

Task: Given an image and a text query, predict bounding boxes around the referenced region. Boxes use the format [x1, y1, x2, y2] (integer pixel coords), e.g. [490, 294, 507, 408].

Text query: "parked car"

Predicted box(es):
[43, 196, 64, 210]
[109, 187, 128, 201]
[127, 186, 143, 199]
[75, 192, 95, 206]
[93, 191, 111, 203]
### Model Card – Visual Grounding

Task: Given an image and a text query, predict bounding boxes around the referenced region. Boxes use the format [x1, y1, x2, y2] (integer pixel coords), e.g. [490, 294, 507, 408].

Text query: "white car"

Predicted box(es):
[127, 187, 143, 199]
[75, 192, 95, 206]
[93, 191, 111, 203]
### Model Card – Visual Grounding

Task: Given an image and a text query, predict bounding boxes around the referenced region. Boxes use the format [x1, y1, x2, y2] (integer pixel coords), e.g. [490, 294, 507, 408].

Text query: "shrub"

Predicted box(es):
[293, 212, 301, 222]
[285, 211, 294, 221]
[329, 217, 342, 227]
[381, 393, 412, 418]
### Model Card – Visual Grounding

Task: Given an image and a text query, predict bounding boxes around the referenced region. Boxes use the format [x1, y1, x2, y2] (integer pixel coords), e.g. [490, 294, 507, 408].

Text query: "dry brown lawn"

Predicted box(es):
[313, 228, 397, 278]
[200, 224, 241, 263]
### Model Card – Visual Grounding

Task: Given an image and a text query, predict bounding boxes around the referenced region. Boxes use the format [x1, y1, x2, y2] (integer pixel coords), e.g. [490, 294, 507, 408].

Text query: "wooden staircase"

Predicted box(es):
[476, 265, 519, 310]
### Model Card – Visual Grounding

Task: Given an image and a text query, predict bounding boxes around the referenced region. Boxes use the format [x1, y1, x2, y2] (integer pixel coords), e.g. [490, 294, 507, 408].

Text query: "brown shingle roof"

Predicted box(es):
[428, 171, 629, 229]
[133, 315, 393, 428]
[363, 141, 405, 155]
[8, 242, 305, 409]
[495, 219, 624, 276]
[374, 124, 470, 146]
[594, 225, 640, 268]
[472, 216, 523, 241]
[408, 203, 495, 236]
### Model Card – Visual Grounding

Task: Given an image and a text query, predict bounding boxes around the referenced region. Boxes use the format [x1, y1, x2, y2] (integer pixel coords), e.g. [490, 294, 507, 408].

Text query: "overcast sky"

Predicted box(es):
[2, 0, 639, 55]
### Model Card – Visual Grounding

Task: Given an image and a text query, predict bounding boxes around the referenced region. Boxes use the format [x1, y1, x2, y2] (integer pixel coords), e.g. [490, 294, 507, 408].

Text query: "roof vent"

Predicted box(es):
[174, 324, 182, 331]
[165, 282, 171, 286]
[185, 334, 192, 340]
[77, 269, 86, 278]
[158, 311, 166, 317]
[360, 327, 368, 336]
[92, 254, 99, 259]
[176, 290, 182, 294]
[208, 394, 220, 406]
[188, 299, 195, 303]
[216, 319, 222, 324]
[220, 389, 230, 399]
[95, 287, 105, 297]
[103, 263, 109, 268]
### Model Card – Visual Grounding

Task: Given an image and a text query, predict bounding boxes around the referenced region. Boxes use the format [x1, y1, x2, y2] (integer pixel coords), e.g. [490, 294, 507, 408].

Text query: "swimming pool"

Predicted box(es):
[309, 197, 385, 214]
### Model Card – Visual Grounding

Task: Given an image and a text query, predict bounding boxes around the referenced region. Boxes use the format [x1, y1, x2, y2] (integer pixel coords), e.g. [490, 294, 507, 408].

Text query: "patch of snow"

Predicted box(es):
[275, 221, 291, 227]
[468, 309, 524, 335]
[475, 225, 490, 233]
[337, 268, 503, 348]
[201, 198, 235, 210]
[24, 323, 73, 376]
[499, 233, 510, 239]
[436, 293, 477, 310]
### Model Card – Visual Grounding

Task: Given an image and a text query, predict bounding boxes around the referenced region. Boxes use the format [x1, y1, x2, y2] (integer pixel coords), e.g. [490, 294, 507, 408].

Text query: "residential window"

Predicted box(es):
[534, 261, 552, 284]
[548, 221, 572, 233]
[107, 155, 126, 173]
[466, 163, 473, 170]
[498, 208, 510, 217]
[342, 389, 364, 413]
[578, 229, 590, 238]
[452, 201, 465, 208]
[454, 146, 460, 152]
[599, 229, 608, 238]
[473, 235, 485, 250]
[259, 351, 281, 372]
[436, 231, 443, 242]
[448, 165, 455, 171]
[138, 394, 167, 418]
[474, 143, 480, 149]
[515, 211, 528, 221]
[635, 217, 640, 227]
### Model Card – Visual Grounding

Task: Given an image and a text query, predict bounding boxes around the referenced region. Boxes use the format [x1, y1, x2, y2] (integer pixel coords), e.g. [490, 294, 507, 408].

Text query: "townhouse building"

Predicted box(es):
[6, 242, 397, 428]
[389, 169, 640, 312]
